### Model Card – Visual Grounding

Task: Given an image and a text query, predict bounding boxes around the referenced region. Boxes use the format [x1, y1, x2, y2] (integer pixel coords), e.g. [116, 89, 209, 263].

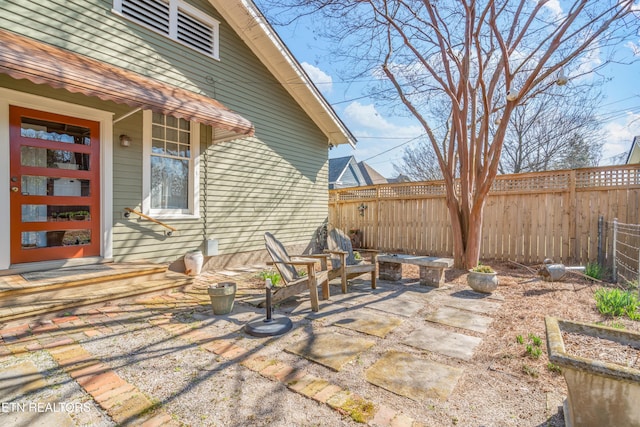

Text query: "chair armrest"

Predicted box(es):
[296, 254, 331, 259]
[327, 250, 348, 255]
[357, 249, 379, 254]
[286, 257, 321, 265]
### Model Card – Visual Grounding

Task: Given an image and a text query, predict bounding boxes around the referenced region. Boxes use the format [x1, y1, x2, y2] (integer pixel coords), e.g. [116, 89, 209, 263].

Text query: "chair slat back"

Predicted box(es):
[327, 228, 357, 268]
[264, 232, 299, 283]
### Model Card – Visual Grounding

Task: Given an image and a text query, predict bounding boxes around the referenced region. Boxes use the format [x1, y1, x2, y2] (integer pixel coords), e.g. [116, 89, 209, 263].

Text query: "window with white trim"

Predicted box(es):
[113, 0, 219, 59]
[142, 111, 200, 218]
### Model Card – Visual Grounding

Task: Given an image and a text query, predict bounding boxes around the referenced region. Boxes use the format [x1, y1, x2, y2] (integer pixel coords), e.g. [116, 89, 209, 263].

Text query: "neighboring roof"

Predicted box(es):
[329, 156, 353, 183]
[0, 28, 254, 140]
[208, 0, 356, 148]
[627, 136, 640, 164]
[388, 174, 412, 183]
[329, 156, 387, 188]
[358, 161, 388, 185]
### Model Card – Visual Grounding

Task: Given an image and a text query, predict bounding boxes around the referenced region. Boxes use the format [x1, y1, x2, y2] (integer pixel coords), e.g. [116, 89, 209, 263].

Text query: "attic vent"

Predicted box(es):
[121, 0, 170, 34]
[114, 0, 219, 59]
[177, 10, 214, 55]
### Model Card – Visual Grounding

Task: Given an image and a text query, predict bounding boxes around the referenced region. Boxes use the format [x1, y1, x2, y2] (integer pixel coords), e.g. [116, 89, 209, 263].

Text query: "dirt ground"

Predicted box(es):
[239, 259, 640, 426]
[430, 260, 640, 426]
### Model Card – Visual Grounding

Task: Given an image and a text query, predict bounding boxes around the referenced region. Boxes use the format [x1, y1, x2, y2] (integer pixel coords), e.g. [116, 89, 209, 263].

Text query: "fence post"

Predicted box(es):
[597, 215, 604, 267]
[568, 170, 577, 262]
[612, 218, 618, 284]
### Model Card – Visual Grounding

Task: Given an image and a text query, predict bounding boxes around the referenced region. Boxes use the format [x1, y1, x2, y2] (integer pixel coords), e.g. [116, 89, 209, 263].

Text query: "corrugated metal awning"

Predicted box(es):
[0, 29, 254, 137]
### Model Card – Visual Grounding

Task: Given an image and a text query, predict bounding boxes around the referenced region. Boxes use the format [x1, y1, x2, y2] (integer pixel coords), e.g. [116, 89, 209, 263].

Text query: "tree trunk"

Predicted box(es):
[446, 194, 486, 269]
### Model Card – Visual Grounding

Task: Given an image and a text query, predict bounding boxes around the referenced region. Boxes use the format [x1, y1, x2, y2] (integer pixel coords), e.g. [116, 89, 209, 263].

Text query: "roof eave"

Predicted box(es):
[208, 0, 356, 148]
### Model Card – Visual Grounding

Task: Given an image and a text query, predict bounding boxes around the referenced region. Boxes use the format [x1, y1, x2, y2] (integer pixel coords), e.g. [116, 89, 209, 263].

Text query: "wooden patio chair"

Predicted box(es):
[327, 228, 378, 293]
[263, 232, 331, 312]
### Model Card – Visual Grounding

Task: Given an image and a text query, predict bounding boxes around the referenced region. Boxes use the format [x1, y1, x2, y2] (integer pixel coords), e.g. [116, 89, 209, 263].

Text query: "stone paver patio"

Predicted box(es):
[0, 266, 503, 426]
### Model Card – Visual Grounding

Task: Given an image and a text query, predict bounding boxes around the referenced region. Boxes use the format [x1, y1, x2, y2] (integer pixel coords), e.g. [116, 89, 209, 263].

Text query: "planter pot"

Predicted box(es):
[545, 317, 640, 427]
[184, 250, 204, 276]
[208, 282, 236, 315]
[467, 270, 498, 293]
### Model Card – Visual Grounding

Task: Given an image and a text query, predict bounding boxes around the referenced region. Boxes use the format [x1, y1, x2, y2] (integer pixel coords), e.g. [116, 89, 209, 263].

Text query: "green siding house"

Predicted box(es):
[0, 0, 355, 273]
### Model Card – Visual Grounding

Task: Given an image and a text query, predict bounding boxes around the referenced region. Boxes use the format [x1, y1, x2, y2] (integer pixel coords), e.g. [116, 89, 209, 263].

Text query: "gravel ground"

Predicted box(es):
[3, 261, 639, 426]
[0, 349, 115, 426]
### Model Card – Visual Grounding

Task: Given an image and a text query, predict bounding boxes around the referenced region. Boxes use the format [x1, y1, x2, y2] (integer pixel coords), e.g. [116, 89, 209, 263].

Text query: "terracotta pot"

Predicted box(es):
[467, 270, 498, 293]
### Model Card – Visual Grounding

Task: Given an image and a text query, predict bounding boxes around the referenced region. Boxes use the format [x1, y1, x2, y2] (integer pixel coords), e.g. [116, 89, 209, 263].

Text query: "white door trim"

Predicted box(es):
[0, 88, 114, 270]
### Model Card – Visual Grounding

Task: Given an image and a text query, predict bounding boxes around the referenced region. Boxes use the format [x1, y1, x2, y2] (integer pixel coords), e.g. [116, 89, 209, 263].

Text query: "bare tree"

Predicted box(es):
[262, 0, 640, 268]
[498, 81, 604, 174]
[393, 140, 443, 181]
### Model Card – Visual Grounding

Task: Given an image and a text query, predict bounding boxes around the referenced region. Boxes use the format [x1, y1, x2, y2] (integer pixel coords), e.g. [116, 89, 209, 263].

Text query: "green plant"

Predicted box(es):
[528, 333, 542, 347]
[585, 262, 604, 280]
[257, 270, 281, 287]
[526, 345, 542, 359]
[516, 334, 524, 344]
[547, 363, 562, 374]
[471, 264, 495, 273]
[594, 288, 640, 320]
[353, 251, 362, 261]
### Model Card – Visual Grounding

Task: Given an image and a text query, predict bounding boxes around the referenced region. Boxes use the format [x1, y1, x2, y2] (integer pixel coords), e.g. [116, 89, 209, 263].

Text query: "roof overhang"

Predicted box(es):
[208, 0, 356, 148]
[0, 29, 254, 138]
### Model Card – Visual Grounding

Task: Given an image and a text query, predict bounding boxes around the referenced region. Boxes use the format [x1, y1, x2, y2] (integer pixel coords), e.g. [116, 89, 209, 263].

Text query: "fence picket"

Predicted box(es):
[329, 165, 640, 264]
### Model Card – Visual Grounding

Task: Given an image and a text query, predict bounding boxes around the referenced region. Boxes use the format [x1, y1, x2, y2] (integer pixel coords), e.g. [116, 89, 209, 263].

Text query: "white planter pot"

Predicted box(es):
[184, 250, 204, 276]
[467, 270, 498, 293]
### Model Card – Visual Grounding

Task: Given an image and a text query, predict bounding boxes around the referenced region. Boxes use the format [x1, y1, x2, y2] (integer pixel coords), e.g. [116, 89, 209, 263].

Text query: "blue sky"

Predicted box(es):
[260, 3, 640, 178]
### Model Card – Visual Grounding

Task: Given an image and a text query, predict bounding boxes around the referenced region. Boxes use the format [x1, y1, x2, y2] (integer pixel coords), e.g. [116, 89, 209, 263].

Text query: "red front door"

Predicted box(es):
[9, 106, 101, 264]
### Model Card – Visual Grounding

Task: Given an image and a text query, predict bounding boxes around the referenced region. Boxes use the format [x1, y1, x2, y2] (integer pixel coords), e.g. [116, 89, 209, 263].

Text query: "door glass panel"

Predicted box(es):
[22, 205, 91, 222]
[21, 176, 91, 197]
[21, 230, 91, 249]
[21, 146, 90, 170]
[20, 117, 91, 145]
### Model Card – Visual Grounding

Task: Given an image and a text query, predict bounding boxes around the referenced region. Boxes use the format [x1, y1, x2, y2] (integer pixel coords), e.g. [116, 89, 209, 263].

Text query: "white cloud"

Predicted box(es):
[337, 102, 426, 178]
[626, 40, 640, 56]
[343, 102, 423, 138]
[602, 111, 640, 163]
[301, 62, 333, 93]
[569, 44, 603, 81]
[542, 0, 563, 17]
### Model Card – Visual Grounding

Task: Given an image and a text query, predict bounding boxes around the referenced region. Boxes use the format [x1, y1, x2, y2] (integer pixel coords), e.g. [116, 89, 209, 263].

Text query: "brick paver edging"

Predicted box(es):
[0, 313, 179, 427]
[0, 293, 424, 426]
[147, 297, 424, 427]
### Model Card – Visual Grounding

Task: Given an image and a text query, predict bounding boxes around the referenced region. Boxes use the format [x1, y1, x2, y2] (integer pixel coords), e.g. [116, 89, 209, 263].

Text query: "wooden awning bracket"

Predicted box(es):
[124, 208, 177, 236]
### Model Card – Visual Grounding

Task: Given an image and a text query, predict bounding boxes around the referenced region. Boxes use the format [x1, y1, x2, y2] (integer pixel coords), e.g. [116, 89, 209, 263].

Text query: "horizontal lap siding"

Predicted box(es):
[2, 0, 330, 263]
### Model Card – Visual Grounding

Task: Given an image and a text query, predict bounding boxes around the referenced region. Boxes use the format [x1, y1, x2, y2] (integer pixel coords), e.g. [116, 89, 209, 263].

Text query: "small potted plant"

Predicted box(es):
[467, 264, 498, 293]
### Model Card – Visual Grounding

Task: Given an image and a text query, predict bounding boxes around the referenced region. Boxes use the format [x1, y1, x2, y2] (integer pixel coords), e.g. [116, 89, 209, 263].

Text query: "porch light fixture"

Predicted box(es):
[119, 134, 132, 147]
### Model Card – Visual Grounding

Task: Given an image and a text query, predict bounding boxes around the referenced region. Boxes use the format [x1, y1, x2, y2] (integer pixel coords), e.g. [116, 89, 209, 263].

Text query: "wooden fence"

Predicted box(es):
[328, 164, 640, 265]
